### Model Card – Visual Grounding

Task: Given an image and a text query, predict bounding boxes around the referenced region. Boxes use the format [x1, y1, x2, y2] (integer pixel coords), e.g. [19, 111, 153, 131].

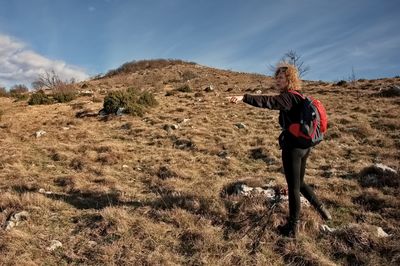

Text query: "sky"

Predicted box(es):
[0, 0, 399, 88]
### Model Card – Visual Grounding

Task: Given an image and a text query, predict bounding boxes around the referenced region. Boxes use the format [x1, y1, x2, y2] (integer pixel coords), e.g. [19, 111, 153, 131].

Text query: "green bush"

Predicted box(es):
[125, 102, 145, 117]
[28, 90, 53, 105]
[138, 91, 158, 107]
[53, 90, 77, 103]
[103, 88, 157, 116]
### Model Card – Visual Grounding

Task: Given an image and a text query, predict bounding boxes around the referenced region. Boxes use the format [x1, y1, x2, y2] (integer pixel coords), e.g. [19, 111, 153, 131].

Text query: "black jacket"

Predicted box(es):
[243, 91, 304, 149]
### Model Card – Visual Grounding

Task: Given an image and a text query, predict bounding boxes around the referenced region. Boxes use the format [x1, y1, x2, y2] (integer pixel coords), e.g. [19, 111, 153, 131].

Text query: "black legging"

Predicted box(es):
[282, 148, 322, 221]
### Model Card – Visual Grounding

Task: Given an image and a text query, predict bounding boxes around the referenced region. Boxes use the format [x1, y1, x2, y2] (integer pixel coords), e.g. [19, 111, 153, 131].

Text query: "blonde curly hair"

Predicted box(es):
[274, 63, 301, 91]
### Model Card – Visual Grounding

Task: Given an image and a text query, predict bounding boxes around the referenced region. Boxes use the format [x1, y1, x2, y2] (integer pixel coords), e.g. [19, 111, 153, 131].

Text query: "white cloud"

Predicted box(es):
[0, 34, 88, 88]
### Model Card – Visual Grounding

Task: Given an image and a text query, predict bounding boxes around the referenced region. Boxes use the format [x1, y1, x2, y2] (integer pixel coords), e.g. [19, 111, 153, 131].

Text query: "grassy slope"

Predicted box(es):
[0, 61, 399, 265]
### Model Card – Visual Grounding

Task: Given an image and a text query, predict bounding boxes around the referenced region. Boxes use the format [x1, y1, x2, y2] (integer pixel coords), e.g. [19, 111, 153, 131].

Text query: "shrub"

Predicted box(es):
[0, 87, 8, 97]
[125, 102, 145, 116]
[103, 88, 156, 116]
[28, 90, 53, 105]
[52, 84, 77, 103]
[181, 70, 198, 81]
[138, 91, 158, 107]
[9, 84, 29, 101]
[177, 84, 192, 93]
[103, 90, 131, 114]
[336, 80, 347, 86]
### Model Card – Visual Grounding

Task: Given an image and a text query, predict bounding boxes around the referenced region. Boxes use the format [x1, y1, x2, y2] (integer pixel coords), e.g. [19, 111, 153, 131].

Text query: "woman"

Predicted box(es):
[229, 64, 331, 238]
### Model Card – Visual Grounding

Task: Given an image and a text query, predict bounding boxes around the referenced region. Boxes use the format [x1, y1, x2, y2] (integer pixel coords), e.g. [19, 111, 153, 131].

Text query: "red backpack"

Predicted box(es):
[287, 90, 328, 146]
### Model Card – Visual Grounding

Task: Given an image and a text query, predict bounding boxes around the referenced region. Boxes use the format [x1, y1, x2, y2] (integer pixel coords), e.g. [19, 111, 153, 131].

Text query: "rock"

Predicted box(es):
[5, 211, 30, 230]
[171, 124, 179, 130]
[13, 211, 29, 222]
[376, 226, 390, 238]
[62, 127, 70, 130]
[47, 240, 63, 251]
[232, 183, 309, 205]
[38, 188, 46, 194]
[163, 124, 179, 131]
[378, 85, 400, 97]
[116, 107, 125, 116]
[374, 163, 397, 174]
[204, 85, 214, 92]
[235, 123, 247, 129]
[35, 130, 46, 138]
[217, 150, 229, 158]
[5, 221, 16, 230]
[122, 165, 129, 169]
[320, 224, 337, 233]
[255, 90, 262, 94]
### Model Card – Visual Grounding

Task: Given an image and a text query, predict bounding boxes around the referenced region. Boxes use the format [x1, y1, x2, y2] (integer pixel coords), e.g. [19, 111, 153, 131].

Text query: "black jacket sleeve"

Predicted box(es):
[242, 92, 299, 111]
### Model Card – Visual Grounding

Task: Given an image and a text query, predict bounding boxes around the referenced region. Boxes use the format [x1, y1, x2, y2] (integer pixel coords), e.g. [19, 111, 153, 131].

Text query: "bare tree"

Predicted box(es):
[32, 70, 63, 90]
[280, 50, 310, 78]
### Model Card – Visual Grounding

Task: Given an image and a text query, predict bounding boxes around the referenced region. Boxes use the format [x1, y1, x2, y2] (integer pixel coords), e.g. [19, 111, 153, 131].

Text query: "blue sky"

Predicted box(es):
[0, 0, 399, 88]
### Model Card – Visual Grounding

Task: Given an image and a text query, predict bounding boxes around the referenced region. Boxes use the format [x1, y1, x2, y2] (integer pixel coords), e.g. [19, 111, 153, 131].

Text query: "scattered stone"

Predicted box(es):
[5, 221, 16, 230]
[217, 150, 229, 158]
[174, 139, 195, 150]
[358, 163, 398, 187]
[35, 130, 46, 138]
[122, 165, 129, 169]
[116, 107, 125, 116]
[80, 89, 94, 96]
[320, 224, 337, 233]
[231, 183, 309, 205]
[377, 85, 400, 97]
[235, 123, 247, 129]
[39, 188, 53, 195]
[204, 85, 214, 92]
[255, 90, 262, 94]
[76, 110, 98, 118]
[62, 127, 70, 130]
[5, 211, 30, 230]
[47, 240, 63, 251]
[376, 226, 390, 238]
[88, 241, 97, 247]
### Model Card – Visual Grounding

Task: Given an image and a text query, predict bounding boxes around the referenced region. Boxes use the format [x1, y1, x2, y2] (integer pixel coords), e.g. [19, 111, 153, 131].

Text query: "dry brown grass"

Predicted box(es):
[0, 61, 399, 265]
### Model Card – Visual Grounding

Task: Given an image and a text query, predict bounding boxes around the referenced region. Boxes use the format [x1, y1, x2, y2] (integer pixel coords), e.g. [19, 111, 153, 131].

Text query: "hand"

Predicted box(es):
[227, 95, 244, 104]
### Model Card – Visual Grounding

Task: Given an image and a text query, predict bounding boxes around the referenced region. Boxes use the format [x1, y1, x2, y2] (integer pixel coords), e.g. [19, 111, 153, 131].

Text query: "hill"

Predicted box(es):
[0, 59, 399, 265]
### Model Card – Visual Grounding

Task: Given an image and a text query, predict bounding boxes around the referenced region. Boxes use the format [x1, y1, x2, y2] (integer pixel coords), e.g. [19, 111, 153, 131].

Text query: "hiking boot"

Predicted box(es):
[277, 219, 299, 238]
[317, 204, 332, 221]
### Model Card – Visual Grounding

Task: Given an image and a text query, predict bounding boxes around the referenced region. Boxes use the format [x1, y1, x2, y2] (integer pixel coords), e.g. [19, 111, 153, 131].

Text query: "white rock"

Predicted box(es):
[62, 127, 70, 130]
[116, 107, 125, 116]
[320, 224, 336, 233]
[13, 211, 29, 222]
[376, 226, 390, 238]
[255, 90, 262, 94]
[5, 221, 15, 230]
[39, 188, 46, 194]
[375, 163, 397, 174]
[235, 123, 247, 129]
[35, 130, 46, 138]
[122, 165, 129, 169]
[47, 240, 63, 251]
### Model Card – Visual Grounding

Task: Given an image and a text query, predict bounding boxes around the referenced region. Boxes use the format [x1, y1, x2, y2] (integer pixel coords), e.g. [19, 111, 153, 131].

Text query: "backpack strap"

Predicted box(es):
[287, 90, 305, 99]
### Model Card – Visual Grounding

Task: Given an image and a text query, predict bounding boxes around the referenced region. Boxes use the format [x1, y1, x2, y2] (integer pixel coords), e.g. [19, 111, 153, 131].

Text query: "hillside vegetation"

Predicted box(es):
[0, 60, 399, 265]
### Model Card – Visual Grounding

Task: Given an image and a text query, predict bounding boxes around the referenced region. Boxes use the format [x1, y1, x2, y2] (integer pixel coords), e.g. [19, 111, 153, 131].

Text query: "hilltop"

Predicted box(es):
[0, 59, 399, 265]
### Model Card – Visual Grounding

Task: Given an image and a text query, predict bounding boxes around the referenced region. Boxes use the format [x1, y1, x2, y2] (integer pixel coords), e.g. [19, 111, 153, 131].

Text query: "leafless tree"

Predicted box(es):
[31, 70, 63, 90]
[280, 50, 310, 78]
